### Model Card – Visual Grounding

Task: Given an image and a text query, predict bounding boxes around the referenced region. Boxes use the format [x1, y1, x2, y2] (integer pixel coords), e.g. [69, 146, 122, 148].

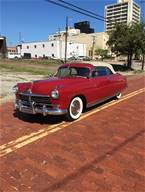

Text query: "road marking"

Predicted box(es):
[0, 88, 145, 157]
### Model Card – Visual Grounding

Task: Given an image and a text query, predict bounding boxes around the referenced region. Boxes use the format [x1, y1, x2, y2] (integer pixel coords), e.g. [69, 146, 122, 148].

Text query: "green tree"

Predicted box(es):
[107, 22, 145, 69]
[136, 22, 145, 70]
[95, 48, 109, 60]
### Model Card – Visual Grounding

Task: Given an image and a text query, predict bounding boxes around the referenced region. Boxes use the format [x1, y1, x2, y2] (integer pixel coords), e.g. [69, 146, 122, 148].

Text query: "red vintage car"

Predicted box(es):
[13, 62, 127, 120]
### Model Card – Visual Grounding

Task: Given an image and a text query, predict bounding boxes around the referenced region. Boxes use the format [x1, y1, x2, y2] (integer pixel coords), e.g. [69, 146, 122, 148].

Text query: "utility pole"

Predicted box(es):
[91, 35, 96, 60]
[18, 32, 22, 57]
[19, 32, 21, 44]
[58, 27, 61, 59]
[64, 16, 68, 63]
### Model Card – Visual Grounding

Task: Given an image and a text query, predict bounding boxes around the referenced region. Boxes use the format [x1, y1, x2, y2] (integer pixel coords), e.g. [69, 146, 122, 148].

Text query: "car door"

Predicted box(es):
[89, 66, 111, 102]
[103, 66, 117, 97]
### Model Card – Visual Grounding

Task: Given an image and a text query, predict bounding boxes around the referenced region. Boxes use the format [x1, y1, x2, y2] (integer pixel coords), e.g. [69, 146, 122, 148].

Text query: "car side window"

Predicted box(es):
[71, 68, 78, 76]
[105, 67, 113, 75]
[92, 66, 113, 77]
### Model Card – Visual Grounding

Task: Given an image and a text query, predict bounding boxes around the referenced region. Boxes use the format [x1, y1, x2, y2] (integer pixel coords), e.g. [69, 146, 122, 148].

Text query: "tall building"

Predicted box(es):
[105, 0, 141, 31]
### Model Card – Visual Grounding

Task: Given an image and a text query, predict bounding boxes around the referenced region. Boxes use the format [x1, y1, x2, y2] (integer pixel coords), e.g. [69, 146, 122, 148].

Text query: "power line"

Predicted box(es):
[45, 0, 106, 22]
[57, 0, 106, 20]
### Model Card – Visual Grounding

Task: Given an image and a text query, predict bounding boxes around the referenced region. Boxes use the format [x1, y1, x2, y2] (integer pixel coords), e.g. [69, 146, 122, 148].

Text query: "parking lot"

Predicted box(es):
[0, 74, 145, 192]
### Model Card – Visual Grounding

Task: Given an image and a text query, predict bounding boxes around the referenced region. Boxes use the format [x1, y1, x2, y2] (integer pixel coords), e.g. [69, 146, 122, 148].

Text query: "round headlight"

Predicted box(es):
[51, 90, 59, 99]
[12, 85, 18, 93]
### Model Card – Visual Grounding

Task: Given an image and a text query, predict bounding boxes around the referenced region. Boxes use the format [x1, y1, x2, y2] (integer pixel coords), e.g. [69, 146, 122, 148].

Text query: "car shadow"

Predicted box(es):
[13, 111, 65, 125]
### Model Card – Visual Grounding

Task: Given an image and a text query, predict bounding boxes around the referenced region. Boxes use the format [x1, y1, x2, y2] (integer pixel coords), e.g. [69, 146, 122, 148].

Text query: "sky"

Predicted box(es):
[1, 0, 144, 46]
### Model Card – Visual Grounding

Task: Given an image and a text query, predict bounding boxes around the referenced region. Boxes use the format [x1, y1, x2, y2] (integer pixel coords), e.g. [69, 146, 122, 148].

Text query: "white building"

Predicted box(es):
[19, 40, 86, 59]
[105, 0, 140, 31]
[48, 28, 109, 58]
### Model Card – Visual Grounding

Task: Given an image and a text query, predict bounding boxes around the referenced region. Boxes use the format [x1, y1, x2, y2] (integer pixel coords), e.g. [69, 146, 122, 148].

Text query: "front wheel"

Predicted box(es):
[66, 97, 83, 121]
[115, 92, 122, 99]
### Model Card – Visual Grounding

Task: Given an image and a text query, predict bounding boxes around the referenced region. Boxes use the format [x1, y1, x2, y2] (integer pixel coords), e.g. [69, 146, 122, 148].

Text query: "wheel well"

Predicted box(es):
[72, 95, 87, 110]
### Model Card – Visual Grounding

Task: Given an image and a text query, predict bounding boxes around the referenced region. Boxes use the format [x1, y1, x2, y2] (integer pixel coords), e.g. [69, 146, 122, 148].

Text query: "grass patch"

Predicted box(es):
[0, 59, 62, 75]
[0, 63, 51, 75]
[0, 58, 63, 66]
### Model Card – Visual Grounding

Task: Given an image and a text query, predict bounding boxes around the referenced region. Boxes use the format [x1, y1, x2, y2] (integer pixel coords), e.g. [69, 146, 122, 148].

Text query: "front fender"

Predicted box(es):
[51, 88, 86, 110]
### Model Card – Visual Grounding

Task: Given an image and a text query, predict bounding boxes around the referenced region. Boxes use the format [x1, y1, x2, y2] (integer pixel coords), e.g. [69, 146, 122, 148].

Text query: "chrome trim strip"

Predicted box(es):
[19, 93, 50, 97]
[20, 99, 58, 107]
[86, 94, 116, 108]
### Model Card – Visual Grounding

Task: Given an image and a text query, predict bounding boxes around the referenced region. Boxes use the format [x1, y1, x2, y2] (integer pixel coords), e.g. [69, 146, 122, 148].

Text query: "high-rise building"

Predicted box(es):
[105, 0, 141, 32]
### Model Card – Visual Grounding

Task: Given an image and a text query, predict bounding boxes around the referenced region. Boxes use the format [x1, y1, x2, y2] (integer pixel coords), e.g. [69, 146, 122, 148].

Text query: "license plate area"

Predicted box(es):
[20, 106, 34, 114]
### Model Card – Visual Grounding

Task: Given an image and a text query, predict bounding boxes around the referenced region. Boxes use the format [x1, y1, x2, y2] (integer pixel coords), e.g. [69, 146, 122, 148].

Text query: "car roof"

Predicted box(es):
[60, 61, 116, 74]
[81, 61, 116, 74]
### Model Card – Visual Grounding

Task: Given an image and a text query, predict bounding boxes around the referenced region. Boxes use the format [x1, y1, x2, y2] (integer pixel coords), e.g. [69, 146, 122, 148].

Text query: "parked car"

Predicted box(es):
[67, 56, 78, 61]
[7, 52, 21, 59]
[77, 56, 91, 61]
[13, 62, 127, 121]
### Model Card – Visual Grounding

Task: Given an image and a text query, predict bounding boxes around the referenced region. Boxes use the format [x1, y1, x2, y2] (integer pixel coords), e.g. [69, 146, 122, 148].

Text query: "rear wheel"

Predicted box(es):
[115, 92, 122, 99]
[66, 97, 83, 121]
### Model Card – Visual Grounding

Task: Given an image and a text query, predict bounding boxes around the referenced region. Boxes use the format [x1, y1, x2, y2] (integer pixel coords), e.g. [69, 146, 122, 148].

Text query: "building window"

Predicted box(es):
[27, 46, 29, 49]
[34, 45, 37, 48]
[42, 44, 45, 48]
[35, 54, 37, 58]
[51, 43, 54, 47]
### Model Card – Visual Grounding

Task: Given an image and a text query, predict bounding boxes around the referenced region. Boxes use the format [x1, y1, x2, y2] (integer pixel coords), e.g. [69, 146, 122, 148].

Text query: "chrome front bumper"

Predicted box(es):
[14, 100, 67, 116]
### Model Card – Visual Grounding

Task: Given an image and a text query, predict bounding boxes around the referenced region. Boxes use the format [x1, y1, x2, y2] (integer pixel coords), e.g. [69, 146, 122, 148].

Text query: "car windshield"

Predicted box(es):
[56, 67, 90, 78]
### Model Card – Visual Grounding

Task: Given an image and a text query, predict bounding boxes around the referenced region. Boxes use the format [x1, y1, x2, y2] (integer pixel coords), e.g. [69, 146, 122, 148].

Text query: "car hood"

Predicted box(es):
[18, 77, 87, 95]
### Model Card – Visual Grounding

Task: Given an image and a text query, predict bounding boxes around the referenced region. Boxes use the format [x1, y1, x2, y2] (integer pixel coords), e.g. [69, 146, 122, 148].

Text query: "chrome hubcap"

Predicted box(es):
[71, 100, 81, 116]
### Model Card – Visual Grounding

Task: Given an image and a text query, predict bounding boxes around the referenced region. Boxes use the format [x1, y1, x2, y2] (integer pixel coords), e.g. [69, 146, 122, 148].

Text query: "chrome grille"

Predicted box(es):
[19, 93, 51, 104]
[19, 94, 29, 102]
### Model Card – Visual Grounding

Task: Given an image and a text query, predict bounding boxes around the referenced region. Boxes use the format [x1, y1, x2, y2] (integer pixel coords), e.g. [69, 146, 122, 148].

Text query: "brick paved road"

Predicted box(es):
[0, 74, 145, 192]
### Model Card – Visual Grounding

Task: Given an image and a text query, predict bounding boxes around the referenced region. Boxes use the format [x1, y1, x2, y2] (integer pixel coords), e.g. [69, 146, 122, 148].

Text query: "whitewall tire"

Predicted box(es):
[66, 97, 83, 121]
[115, 92, 122, 99]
